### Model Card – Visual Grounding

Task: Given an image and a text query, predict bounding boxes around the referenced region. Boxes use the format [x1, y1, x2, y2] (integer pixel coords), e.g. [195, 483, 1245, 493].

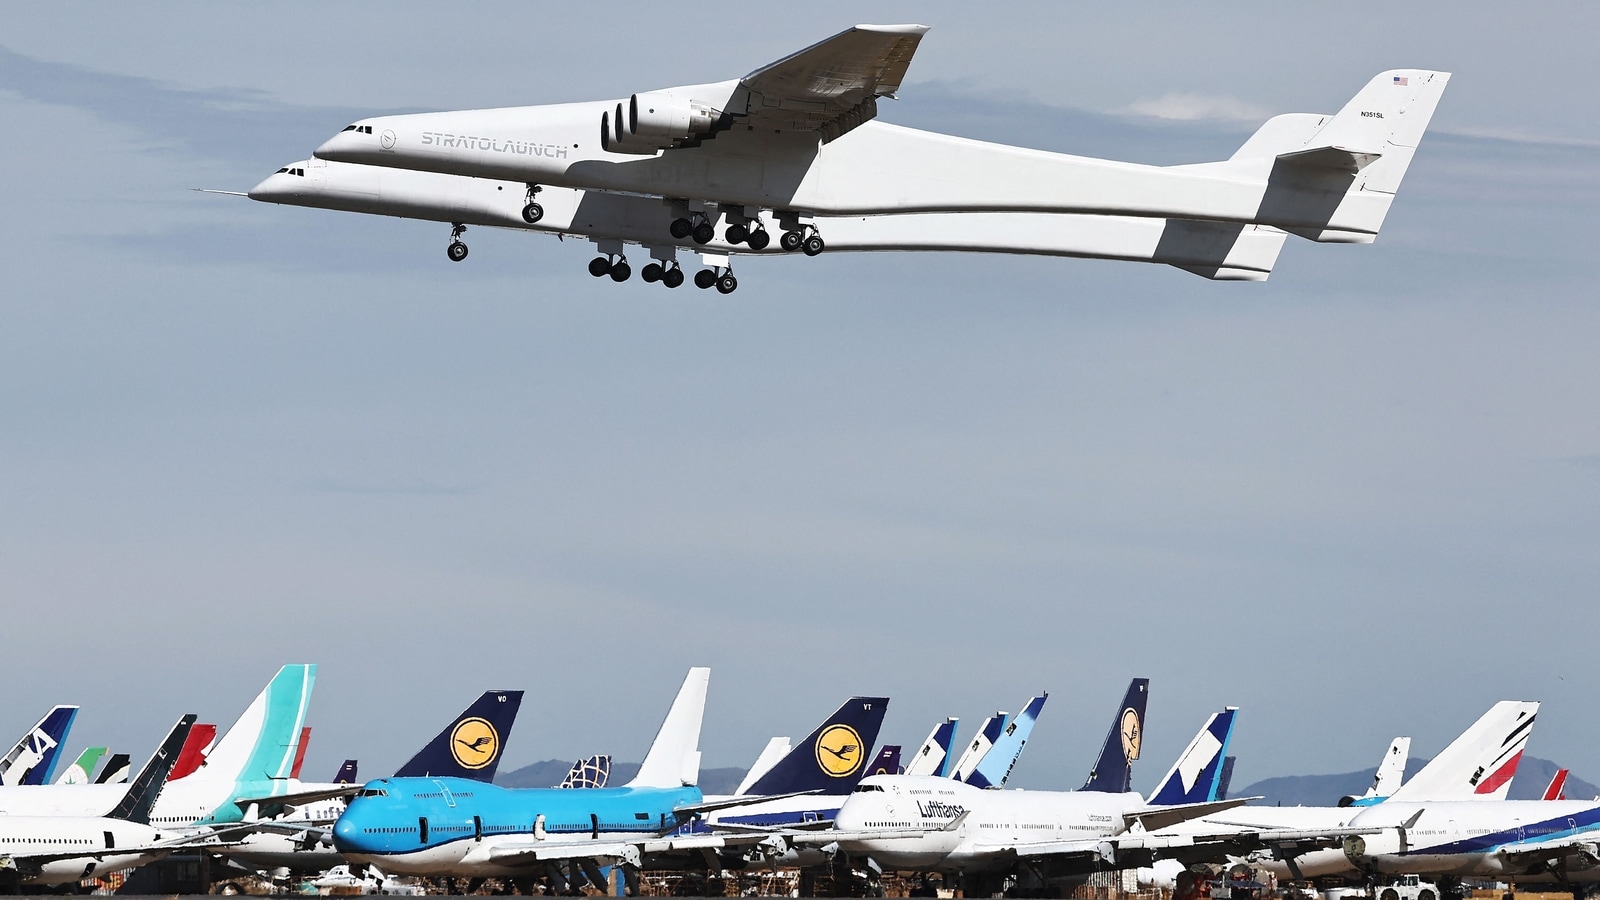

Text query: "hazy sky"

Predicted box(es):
[1, 3, 1597, 794]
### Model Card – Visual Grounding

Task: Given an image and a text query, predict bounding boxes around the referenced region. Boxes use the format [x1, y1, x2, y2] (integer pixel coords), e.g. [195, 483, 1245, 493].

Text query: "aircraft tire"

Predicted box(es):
[746, 229, 771, 250]
[447, 241, 469, 262]
[715, 273, 738, 294]
[522, 202, 544, 224]
[663, 267, 685, 288]
[610, 261, 631, 282]
[692, 222, 715, 244]
[669, 217, 694, 239]
[780, 230, 804, 252]
[694, 269, 717, 289]
[588, 256, 611, 277]
[802, 234, 825, 256]
[641, 263, 663, 283]
[725, 223, 748, 245]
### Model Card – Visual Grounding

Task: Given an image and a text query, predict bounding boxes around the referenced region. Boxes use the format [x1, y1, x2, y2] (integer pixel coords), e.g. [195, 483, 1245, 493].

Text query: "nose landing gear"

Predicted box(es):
[446, 223, 469, 262]
[522, 184, 544, 224]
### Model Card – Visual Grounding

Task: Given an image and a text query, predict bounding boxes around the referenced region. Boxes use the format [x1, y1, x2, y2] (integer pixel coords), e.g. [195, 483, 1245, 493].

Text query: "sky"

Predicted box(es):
[1, 3, 1597, 795]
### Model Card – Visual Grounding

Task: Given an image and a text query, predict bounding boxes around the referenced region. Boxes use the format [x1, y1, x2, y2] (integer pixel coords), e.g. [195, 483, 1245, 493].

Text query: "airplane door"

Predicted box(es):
[419, 817, 429, 844]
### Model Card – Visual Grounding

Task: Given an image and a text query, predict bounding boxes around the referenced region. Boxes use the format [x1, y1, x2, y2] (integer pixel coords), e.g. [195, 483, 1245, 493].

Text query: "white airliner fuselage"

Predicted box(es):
[0, 816, 176, 886]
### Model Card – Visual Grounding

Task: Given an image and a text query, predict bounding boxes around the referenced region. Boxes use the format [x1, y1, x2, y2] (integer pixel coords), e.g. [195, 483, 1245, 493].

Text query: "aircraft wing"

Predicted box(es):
[740, 24, 929, 141]
[1488, 834, 1600, 871]
[233, 784, 360, 811]
[971, 825, 1384, 864]
[1122, 797, 1256, 832]
[487, 833, 731, 866]
[671, 789, 819, 817]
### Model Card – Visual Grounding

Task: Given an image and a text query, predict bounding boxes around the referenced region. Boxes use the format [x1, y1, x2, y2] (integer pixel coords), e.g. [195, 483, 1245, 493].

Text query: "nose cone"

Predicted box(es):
[246, 172, 289, 202]
[315, 127, 377, 163]
[332, 814, 364, 853]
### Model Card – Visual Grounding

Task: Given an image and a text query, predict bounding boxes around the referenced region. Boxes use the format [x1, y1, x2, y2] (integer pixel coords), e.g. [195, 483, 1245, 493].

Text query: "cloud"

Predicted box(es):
[1126, 92, 1272, 123]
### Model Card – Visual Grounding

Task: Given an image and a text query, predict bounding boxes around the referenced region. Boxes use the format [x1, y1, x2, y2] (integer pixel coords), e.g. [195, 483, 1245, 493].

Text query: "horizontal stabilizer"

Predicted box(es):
[1277, 145, 1383, 173]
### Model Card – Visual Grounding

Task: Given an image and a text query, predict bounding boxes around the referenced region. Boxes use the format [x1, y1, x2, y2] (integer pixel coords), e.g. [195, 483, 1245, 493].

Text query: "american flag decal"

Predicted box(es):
[1393, 75, 1409, 86]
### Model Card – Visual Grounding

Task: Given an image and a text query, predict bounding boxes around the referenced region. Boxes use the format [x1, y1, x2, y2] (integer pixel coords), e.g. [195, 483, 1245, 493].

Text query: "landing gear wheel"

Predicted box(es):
[447, 242, 469, 262]
[609, 261, 631, 282]
[691, 222, 715, 245]
[670, 218, 694, 239]
[746, 228, 771, 250]
[780, 230, 804, 252]
[662, 266, 685, 288]
[694, 269, 717, 290]
[715, 272, 738, 294]
[641, 263, 664, 283]
[802, 234, 825, 256]
[725, 223, 749, 245]
[588, 257, 611, 278]
[522, 202, 544, 224]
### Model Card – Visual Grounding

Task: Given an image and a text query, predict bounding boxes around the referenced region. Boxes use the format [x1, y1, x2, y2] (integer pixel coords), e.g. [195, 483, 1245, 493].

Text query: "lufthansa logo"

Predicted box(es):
[450, 717, 499, 770]
[815, 724, 864, 778]
[1120, 708, 1142, 763]
[380, 129, 397, 150]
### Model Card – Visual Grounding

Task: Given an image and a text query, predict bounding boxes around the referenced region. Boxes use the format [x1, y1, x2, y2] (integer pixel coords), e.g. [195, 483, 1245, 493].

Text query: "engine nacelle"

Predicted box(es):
[600, 92, 723, 155]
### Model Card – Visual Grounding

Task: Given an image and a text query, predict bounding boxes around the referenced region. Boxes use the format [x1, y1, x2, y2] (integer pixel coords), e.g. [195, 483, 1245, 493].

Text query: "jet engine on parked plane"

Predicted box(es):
[600, 92, 727, 154]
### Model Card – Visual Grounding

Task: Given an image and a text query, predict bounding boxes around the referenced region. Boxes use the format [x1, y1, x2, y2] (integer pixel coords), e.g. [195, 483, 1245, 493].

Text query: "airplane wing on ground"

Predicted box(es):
[968, 824, 1385, 865]
[740, 24, 929, 141]
[233, 784, 361, 812]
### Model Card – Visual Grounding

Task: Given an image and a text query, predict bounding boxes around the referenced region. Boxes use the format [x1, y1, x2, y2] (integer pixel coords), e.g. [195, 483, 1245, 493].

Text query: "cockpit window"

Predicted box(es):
[342, 124, 358, 132]
[276, 168, 288, 174]
[342, 124, 375, 135]
[852, 784, 885, 793]
[357, 788, 388, 797]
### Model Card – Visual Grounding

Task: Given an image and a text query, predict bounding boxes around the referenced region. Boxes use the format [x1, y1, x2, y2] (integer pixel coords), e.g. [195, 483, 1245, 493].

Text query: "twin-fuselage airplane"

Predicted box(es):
[241, 24, 1450, 289]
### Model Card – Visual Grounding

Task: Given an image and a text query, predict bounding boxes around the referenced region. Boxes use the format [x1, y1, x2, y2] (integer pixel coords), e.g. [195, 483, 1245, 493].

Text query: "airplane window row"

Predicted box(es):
[341, 124, 375, 134]
[363, 826, 418, 833]
[2, 837, 92, 843]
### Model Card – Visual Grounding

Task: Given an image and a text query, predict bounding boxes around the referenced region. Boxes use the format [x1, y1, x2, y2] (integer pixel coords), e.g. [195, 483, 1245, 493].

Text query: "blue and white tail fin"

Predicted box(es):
[393, 690, 523, 781]
[903, 718, 958, 778]
[332, 760, 359, 784]
[1216, 756, 1236, 802]
[0, 705, 79, 786]
[55, 746, 109, 785]
[108, 715, 197, 824]
[1341, 736, 1411, 807]
[744, 696, 889, 796]
[629, 667, 710, 788]
[1081, 678, 1150, 793]
[1387, 700, 1538, 802]
[963, 693, 1047, 789]
[866, 745, 902, 777]
[949, 712, 1006, 782]
[557, 755, 612, 789]
[1146, 707, 1237, 806]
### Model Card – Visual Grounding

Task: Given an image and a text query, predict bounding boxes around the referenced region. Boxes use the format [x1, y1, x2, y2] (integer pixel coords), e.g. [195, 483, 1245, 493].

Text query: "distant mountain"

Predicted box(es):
[496, 759, 747, 795]
[1236, 755, 1596, 806]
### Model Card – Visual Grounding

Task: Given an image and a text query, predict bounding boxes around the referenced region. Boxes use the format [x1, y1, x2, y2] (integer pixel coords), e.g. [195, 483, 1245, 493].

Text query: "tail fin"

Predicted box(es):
[744, 697, 890, 796]
[557, 755, 612, 789]
[167, 723, 218, 781]
[1261, 70, 1449, 242]
[950, 712, 1007, 782]
[56, 747, 109, 785]
[628, 667, 710, 788]
[963, 693, 1047, 789]
[1342, 736, 1412, 806]
[108, 715, 197, 824]
[735, 738, 794, 795]
[290, 727, 312, 779]
[96, 753, 131, 784]
[0, 705, 79, 786]
[332, 760, 359, 784]
[903, 719, 959, 777]
[1216, 756, 1236, 802]
[1146, 707, 1238, 806]
[394, 690, 524, 781]
[1387, 701, 1538, 802]
[1543, 769, 1569, 801]
[1081, 678, 1150, 793]
[194, 664, 317, 792]
[866, 745, 902, 777]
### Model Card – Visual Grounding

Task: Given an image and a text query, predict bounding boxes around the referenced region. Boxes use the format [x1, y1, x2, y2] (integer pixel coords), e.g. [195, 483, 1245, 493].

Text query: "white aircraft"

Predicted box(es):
[0, 716, 235, 888]
[307, 863, 424, 895]
[304, 24, 1449, 287]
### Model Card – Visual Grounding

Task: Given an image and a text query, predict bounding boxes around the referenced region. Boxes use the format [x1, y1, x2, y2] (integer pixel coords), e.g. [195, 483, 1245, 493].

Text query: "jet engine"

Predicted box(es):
[600, 92, 726, 154]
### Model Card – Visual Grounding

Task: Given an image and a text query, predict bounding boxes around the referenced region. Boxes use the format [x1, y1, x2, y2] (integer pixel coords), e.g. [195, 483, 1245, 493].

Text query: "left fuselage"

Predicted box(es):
[0, 815, 172, 885]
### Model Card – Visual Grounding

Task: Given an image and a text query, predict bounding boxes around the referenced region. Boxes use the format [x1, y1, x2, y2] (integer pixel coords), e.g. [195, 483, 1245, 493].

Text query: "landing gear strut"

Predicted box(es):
[780, 223, 825, 255]
[670, 213, 716, 245]
[446, 222, 468, 262]
[522, 184, 544, 224]
[725, 221, 771, 250]
[641, 261, 685, 288]
[588, 254, 631, 282]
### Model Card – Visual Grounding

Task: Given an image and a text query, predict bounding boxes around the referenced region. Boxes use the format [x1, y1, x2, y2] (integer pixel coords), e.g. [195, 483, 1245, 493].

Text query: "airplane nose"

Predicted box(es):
[332, 815, 362, 851]
[246, 173, 286, 202]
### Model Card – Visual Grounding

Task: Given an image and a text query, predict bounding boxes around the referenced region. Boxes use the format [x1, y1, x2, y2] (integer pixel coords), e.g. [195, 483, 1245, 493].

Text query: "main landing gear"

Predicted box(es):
[724, 221, 771, 250]
[641, 261, 686, 288]
[780, 224, 825, 256]
[693, 267, 738, 294]
[670, 214, 716, 245]
[446, 222, 468, 262]
[521, 184, 544, 224]
[588, 254, 631, 282]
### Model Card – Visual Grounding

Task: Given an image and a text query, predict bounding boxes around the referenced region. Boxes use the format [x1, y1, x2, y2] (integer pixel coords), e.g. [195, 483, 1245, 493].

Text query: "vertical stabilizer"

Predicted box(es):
[950, 712, 1007, 782]
[745, 697, 889, 796]
[556, 755, 612, 789]
[95, 753, 131, 784]
[1217, 756, 1236, 801]
[1146, 708, 1238, 806]
[964, 693, 1047, 789]
[0, 705, 79, 786]
[1082, 678, 1150, 793]
[56, 747, 109, 785]
[735, 738, 793, 796]
[903, 718, 959, 778]
[1387, 701, 1538, 802]
[867, 745, 901, 777]
[108, 715, 197, 824]
[195, 664, 317, 790]
[629, 667, 710, 788]
[332, 760, 359, 784]
[1343, 736, 1412, 806]
[167, 723, 218, 781]
[394, 690, 524, 781]
[1543, 769, 1569, 801]
[290, 727, 312, 779]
